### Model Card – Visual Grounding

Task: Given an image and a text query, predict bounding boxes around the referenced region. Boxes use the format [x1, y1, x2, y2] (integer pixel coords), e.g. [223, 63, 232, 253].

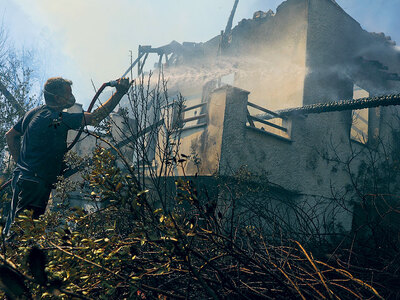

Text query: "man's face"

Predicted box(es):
[57, 84, 76, 109]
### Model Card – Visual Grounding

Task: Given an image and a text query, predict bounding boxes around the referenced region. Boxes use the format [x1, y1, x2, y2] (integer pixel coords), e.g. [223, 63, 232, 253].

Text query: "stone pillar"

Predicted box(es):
[218, 86, 250, 175]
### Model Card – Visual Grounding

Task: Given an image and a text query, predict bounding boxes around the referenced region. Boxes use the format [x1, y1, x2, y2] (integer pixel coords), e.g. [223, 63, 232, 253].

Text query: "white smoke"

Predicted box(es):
[6, 0, 293, 107]
[5, 0, 399, 109]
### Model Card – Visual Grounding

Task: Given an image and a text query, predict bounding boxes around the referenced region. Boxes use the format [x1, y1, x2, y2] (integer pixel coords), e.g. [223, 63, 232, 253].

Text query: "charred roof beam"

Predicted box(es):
[278, 94, 400, 116]
[221, 0, 239, 51]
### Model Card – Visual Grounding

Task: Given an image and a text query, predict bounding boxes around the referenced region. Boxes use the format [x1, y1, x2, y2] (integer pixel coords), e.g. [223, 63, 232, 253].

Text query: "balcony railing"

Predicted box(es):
[175, 102, 208, 131]
[246, 101, 291, 141]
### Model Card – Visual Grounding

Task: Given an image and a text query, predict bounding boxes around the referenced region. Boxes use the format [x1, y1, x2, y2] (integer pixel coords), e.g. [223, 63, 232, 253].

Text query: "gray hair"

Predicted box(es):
[43, 77, 72, 105]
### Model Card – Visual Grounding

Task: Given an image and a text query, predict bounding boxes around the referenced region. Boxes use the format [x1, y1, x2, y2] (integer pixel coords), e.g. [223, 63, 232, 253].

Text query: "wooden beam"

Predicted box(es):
[246, 126, 291, 143]
[115, 119, 164, 149]
[247, 109, 255, 127]
[182, 114, 206, 123]
[139, 52, 149, 76]
[182, 102, 206, 112]
[247, 102, 282, 119]
[180, 123, 207, 132]
[248, 115, 287, 132]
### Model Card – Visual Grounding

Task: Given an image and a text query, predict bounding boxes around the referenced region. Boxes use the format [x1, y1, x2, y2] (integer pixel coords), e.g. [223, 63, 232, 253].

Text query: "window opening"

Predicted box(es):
[350, 85, 369, 144]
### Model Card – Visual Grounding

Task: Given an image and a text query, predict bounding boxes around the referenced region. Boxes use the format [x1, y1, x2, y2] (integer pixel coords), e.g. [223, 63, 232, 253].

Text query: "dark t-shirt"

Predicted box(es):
[13, 105, 83, 185]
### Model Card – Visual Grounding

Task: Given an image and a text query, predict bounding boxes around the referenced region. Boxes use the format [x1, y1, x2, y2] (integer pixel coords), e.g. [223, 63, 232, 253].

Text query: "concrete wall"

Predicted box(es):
[217, 86, 354, 194]
[194, 85, 379, 231]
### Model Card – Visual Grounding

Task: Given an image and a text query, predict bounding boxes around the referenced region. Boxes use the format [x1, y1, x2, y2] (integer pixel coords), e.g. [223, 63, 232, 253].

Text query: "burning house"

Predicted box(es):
[70, 0, 400, 233]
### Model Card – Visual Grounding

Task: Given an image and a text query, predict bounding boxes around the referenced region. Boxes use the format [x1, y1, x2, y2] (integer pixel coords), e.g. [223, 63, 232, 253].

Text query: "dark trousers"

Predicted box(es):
[3, 170, 51, 236]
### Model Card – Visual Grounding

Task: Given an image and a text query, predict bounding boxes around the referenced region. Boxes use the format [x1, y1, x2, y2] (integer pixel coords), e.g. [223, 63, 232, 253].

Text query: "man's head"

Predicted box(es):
[44, 77, 76, 110]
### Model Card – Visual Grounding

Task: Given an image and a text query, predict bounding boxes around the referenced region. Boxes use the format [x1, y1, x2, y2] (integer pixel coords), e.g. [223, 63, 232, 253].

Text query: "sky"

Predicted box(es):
[0, 0, 399, 108]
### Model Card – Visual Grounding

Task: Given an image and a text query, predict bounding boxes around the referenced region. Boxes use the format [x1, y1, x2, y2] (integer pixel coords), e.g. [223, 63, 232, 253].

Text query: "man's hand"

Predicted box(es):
[115, 78, 130, 95]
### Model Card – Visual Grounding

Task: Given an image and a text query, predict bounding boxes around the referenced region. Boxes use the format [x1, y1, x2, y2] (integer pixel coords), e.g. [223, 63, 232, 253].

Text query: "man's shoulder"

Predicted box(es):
[13, 105, 45, 133]
[24, 105, 50, 122]
[25, 105, 46, 116]
[22, 105, 56, 131]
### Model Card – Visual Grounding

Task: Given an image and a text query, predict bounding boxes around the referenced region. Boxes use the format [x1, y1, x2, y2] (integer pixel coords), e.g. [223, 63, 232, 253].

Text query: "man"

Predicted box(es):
[3, 77, 130, 235]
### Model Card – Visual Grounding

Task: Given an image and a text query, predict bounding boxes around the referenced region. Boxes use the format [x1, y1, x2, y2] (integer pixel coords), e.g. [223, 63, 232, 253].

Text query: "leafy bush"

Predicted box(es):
[0, 147, 386, 299]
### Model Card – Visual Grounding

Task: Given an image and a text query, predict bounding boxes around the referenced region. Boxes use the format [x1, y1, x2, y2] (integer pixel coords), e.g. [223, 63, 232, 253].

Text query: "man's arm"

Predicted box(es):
[5, 128, 22, 162]
[84, 78, 130, 126]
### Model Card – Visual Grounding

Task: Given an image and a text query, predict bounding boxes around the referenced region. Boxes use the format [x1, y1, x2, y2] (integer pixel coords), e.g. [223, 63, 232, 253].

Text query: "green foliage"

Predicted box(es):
[0, 149, 386, 299]
[86, 146, 139, 209]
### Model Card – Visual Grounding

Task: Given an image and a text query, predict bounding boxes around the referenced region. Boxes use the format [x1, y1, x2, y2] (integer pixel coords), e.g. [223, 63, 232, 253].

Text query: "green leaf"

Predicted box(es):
[154, 208, 163, 214]
[137, 189, 149, 197]
[131, 276, 140, 281]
